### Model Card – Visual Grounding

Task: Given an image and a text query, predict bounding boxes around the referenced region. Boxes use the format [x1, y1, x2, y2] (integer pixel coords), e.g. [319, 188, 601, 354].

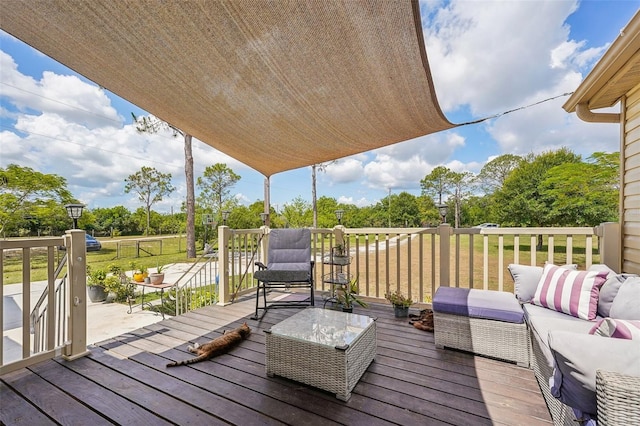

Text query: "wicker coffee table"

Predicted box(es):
[265, 308, 376, 401]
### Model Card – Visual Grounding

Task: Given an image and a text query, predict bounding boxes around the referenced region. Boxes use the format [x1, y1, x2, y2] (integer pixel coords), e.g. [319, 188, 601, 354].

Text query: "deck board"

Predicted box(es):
[1, 295, 552, 425]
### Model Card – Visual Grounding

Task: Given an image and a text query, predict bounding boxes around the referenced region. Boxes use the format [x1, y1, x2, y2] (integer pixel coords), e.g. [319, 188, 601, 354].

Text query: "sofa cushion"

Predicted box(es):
[548, 331, 640, 417]
[589, 318, 640, 340]
[508, 264, 543, 303]
[532, 264, 607, 320]
[610, 276, 640, 320]
[432, 287, 524, 323]
[598, 274, 626, 318]
[523, 303, 595, 367]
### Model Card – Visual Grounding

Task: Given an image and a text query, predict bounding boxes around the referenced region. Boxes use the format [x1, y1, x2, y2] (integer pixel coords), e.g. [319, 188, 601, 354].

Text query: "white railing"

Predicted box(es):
[171, 253, 219, 315]
[1, 230, 89, 375]
[217, 224, 616, 307]
[1, 224, 618, 373]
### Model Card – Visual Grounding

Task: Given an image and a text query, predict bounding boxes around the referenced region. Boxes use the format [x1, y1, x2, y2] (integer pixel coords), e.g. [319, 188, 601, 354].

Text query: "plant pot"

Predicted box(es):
[393, 305, 409, 318]
[133, 272, 146, 282]
[341, 306, 353, 313]
[149, 273, 165, 285]
[87, 285, 107, 303]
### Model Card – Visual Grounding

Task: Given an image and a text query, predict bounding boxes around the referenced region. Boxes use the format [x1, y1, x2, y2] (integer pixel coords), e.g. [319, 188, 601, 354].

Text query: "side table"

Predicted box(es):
[265, 308, 376, 401]
[128, 281, 174, 319]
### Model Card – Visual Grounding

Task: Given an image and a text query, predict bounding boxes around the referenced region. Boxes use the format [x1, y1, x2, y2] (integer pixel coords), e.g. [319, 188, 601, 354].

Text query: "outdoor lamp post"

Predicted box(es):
[202, 214, 215, 248]
[260, 212, 268, 225]
[335, 209, 344, 225]
[437, 203, 448, 224]
[64, 203, 84, 229]
[222, 210, 230, 226]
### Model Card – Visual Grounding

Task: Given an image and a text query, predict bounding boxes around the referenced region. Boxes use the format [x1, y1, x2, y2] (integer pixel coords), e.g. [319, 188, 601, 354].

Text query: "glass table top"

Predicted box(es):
[269, 308, 374, 348]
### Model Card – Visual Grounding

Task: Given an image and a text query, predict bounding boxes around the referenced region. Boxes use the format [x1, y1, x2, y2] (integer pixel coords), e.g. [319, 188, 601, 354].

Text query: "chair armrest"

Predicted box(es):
[596, 370, 640, 426]
[255, 261, 267, 270]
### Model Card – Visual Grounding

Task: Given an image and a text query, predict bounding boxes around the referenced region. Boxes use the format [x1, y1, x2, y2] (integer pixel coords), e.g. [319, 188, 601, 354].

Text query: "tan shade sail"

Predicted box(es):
[0, 0, 454, 177]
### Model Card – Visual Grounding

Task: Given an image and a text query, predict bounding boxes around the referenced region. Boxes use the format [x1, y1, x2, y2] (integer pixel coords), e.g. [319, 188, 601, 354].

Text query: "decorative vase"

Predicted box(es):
[394, 305, 409, 318]
[87, 285, 107, 303]
[149, 273, 165, 285]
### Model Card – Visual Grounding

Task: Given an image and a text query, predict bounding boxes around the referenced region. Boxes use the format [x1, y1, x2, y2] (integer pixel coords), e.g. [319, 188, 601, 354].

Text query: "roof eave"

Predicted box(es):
[563, 11, 640, 114]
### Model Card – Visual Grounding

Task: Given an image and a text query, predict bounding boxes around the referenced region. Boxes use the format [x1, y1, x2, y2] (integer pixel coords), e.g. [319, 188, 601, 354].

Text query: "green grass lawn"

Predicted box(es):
[2, 235, 194, 285]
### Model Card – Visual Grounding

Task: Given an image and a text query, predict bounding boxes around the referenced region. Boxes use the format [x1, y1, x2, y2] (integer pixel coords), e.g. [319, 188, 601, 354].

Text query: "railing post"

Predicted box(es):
[63, 229, 90, 361]
[260, 226, 270, 262]
[596, 222, 621, 273]
[217, 226, 231, 305]
[334, 225, 345, 247]
[438, 224, 451, 288]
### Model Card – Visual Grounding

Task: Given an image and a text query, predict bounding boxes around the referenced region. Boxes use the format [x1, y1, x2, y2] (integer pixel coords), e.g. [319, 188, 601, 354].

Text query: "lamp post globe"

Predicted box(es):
[437, 203, 448, 224]
[64, 203, 84, 229]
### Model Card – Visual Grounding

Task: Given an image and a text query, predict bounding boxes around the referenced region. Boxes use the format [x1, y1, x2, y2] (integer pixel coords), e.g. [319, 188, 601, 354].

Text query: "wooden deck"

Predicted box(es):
[1, 295, 552, 425]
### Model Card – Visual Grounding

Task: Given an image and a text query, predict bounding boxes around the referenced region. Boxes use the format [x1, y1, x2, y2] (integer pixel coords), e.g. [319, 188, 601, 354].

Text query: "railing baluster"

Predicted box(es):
[498, 235, 504, 292]
[483, 235, 489, 290]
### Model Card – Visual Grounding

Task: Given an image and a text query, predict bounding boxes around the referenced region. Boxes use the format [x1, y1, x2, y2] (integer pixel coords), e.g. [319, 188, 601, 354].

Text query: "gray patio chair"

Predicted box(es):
[252, 228, 314, 320]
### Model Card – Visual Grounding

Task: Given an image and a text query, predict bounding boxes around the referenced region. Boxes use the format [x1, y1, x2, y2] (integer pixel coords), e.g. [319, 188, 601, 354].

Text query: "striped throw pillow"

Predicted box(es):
[589, 318, 640, 340]
[532, 264, 607, 320]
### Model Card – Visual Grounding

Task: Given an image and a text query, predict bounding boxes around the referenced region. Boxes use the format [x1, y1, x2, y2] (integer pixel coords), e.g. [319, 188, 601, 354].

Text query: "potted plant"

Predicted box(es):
[148, 263, 166, 285]
[385, 290, 414, 318]
[104, 264, 135, 303]
[130, 261, 148, 283]
[336, 277, 368, 313]
[86, 266, 108, 302]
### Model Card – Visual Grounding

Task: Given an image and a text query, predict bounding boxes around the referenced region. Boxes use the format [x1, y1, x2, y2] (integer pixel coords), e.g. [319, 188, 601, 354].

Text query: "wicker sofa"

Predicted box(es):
[508, 263, 640, 426]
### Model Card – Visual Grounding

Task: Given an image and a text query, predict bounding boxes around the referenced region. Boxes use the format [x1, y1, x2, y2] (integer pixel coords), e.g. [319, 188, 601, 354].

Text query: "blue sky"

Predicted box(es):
[1, 1, 639, 214]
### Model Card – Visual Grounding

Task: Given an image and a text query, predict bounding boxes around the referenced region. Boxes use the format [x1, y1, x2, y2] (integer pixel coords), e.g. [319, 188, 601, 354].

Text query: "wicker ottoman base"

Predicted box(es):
[265, 308, 376, 401]
[434, 312, 530, 367]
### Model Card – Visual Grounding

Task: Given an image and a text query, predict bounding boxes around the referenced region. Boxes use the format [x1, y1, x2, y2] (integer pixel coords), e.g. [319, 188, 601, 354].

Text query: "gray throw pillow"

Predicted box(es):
[610, 277, 640, 320]
[589, 264, 621, 317]
[508, 264, 543, 303]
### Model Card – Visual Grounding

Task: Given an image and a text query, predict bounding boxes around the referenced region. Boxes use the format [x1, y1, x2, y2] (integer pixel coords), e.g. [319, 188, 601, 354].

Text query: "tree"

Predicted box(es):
[540, 160, 618, 226]
[133, 114, 197, 258]
[476, 154, 522, 194]
[420, 166, 453, 205]
[124, 166, 175, 235]
[196, 163, 241, 219]
[282, 196, 312, 227]
[449, 171, 474, 228]
[0, 164, 72, 236]
[495, 148, 581, 228]
[93, 206, 136, 236]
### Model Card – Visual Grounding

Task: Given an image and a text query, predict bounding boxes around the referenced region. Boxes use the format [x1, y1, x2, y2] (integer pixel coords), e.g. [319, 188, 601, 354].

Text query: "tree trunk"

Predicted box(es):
[184, 134, 196, 258]
[312, 164, 318, 228]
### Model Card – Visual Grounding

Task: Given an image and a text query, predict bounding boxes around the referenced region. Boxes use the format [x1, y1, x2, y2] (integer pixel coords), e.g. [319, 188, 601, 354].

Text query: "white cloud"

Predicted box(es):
[1, 51, 122, 128]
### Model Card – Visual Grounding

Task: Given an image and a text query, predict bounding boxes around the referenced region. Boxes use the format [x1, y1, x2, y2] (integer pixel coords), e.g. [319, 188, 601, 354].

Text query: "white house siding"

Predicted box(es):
[623, 83, 640, 274]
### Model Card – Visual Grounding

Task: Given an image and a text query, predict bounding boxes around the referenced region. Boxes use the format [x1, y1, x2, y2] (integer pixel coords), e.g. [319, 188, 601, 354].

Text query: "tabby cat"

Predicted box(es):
[166, 322, 251, 367]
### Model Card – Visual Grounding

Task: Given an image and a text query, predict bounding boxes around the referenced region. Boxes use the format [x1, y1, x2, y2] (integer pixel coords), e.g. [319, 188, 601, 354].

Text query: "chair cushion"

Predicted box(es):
[532, 264, 607, 320]
[267, 228, 311, 271]
[433, 287, 524, 323]
[254, 270, 309, 283]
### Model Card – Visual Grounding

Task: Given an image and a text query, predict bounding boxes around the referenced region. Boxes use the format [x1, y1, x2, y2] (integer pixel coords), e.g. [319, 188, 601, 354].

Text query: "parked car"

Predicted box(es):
[474, 223, 500, 228]
[58, 234, 102, 251]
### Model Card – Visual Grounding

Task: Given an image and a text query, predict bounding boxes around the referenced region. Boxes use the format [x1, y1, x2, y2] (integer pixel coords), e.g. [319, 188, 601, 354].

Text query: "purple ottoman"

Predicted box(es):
[433, 287, 530, 366]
